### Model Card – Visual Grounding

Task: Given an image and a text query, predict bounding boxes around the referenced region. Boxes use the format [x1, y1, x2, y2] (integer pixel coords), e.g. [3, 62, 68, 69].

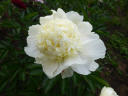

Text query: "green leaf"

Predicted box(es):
[83, 76, 95, 93]
[19, 71, 26, 81]
[29, 69, 42, 76]
[10, 70, 20, 82]
[0, 71, 5, 77]
[27, 64, 42, 69]
[24, 12, 38, 21]
[0, 19, 20, 28]
[61, 79, 66, 95]
[45, 78, 58, 93]
[91, 75, 109, 86]
[0, 80, 8, 92]
[0, 50, 8, 60]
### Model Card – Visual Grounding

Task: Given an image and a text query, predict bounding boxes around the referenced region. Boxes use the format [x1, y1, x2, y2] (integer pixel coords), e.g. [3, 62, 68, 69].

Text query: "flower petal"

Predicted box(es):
[26, 36, 37, 46]
[61, 67, 73, 79]
[42, 61, 60, 78]
[52, 8, 67, 19]
[81, 32, 99, 45]
[89, 61, 99, 71]
[71, 64, 90, 75]
[71, 61, 99, 75]
[78, 22, 93, 34]
[28, 24, 42, 36]
[81, 33, 106, 60]
[35, 58, 67, 78]
[64, 55, 88, 66]
[41, 55, 88, 78]
[27, 25, 43, 47]
[24, 45, 42, 58]
[40, 15, 53, 25]
[66, 11, 83, 24]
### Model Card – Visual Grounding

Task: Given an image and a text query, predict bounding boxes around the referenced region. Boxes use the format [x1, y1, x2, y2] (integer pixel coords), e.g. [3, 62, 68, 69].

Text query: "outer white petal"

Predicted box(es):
[78, 22, 93, 34]
[81, 32, 100, 44]
[40, 15, 53, 25]
[35, 58, 62, 78]
[35, 58, 67, 78]
[24, 25, 43, 58]
[81, 33, 106, 60]
[55, 55, 91, 77]
[24, 45, 43, 58]
[42, 62, 60, 78]
[28, 24, 42, 36]
[61, 67, 73, 79]
[27, 25, 42, 46]
[24, 35, 43, 58]
[53, 55, 87, 77]
[71, 64, 91, 75]
[89, 61, 99, 71]
[51, 8, 67, 19]
[26, 36, 37, 46]
[71, 61, 99, 75]
[66, 11, 83, 24]
[100, 86, 118, 96]
[39, 55, 89, 78]
[64, 55, 87, 66]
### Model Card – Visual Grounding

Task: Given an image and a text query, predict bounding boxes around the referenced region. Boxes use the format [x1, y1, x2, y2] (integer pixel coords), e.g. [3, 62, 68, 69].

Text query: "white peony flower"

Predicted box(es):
[24, 8, 106, 78]
[100, 86, 119, 96]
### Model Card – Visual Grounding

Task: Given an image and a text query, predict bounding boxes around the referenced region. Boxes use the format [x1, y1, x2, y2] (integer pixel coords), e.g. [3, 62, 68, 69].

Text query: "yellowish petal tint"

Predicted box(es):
[36, 18, 82, 62]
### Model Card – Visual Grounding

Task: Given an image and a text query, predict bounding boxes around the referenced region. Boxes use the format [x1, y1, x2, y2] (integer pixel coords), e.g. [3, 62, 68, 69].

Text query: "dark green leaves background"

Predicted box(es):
[0, 0, 128, 96]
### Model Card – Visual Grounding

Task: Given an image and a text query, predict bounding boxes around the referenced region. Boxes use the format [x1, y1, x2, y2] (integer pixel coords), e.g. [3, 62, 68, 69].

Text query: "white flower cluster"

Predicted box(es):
[24, 8, 106, 78]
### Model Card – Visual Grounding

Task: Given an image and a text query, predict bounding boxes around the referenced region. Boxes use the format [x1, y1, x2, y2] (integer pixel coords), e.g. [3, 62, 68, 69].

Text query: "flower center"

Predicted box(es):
[37, 19, 81, 61]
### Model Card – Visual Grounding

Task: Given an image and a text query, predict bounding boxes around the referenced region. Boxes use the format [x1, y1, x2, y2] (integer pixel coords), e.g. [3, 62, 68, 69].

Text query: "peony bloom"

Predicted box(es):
[24, 8, 106, 78]
[11, 0, 26, 9]
[100, 86, 119, 96]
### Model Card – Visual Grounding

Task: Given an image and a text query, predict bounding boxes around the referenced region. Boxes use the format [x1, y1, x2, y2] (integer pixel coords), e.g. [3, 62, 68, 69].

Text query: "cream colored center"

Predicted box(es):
[37, 19, 81, 61]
